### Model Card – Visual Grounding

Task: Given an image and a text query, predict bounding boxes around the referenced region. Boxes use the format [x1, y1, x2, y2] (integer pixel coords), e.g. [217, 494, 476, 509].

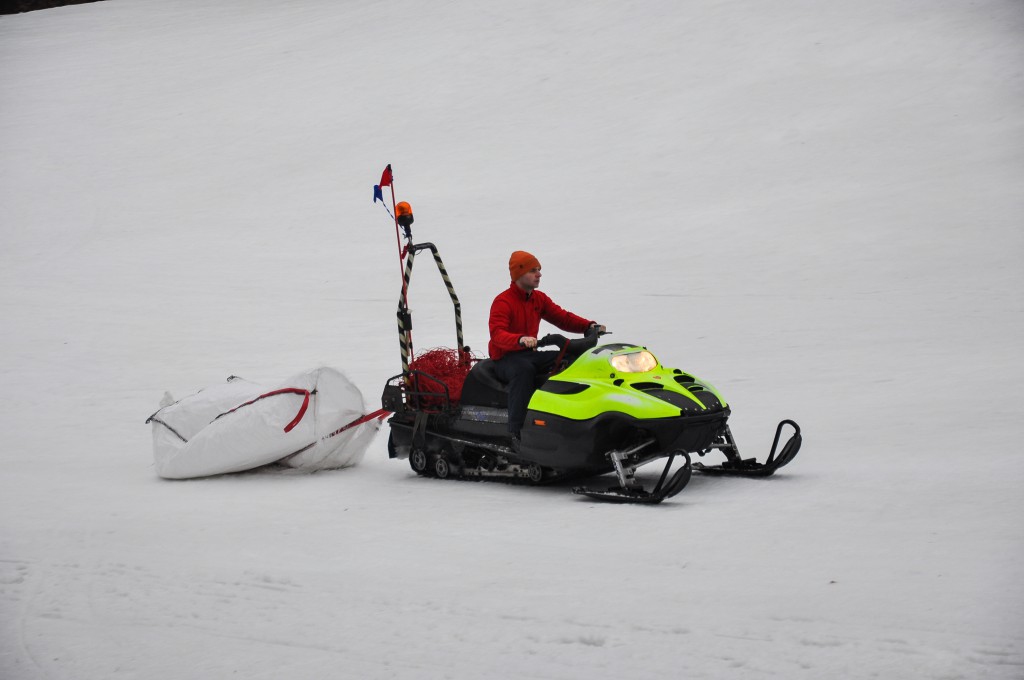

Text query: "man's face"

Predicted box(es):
[516, 266, 542, 291]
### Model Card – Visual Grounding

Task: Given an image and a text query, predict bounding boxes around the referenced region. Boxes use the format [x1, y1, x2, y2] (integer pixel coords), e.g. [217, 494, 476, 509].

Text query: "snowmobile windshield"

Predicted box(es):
[609, 350, 657, 373]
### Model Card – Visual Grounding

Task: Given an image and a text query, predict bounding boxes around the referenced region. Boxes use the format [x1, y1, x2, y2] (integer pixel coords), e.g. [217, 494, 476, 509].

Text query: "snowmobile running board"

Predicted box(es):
[692, 420, 802, 477]
[572, 440, 693, 505]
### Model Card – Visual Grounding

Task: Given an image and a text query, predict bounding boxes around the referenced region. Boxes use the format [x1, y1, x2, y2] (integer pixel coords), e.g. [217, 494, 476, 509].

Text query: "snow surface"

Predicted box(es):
[2, 0, 1023, 678]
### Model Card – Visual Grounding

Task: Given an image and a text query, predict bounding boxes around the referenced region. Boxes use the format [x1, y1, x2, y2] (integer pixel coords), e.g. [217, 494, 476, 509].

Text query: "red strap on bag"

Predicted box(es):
[214, 388, 311, 433]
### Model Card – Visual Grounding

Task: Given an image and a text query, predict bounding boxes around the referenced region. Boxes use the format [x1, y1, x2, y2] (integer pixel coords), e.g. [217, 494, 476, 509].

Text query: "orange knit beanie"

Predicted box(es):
[509, 250, 541, 281]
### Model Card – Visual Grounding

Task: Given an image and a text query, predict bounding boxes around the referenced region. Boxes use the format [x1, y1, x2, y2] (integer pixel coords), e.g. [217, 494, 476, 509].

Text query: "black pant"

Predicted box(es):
[493, 350, 558, 436]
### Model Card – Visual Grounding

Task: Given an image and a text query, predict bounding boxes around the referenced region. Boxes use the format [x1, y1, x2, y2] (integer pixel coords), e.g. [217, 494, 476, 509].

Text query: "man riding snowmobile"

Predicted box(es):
[488, 250, 605, 442]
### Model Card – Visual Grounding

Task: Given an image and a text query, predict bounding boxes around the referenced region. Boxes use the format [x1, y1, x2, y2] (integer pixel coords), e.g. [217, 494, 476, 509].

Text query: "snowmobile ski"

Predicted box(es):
[572, 444, 692, 505]
[692, 420, 802, 477]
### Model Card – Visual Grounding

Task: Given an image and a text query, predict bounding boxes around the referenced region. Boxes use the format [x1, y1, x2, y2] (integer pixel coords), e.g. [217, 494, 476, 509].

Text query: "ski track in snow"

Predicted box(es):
[2, 0, 1023, 678]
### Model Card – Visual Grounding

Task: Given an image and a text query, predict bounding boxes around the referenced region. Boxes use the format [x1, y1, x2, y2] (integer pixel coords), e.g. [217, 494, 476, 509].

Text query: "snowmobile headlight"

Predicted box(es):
[609, 351, 657, 373]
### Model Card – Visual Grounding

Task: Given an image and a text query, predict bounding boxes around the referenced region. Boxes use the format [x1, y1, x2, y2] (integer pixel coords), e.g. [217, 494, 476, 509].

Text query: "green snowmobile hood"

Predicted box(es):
[528, 343, 728, 421]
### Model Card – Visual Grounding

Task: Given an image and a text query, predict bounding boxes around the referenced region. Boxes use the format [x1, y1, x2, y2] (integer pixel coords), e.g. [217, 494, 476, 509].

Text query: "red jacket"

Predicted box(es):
[488, 283, 592, 360]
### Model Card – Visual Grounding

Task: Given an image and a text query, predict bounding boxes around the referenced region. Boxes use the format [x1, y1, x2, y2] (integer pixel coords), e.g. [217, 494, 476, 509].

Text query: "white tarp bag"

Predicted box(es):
[146, 367, 384, 480]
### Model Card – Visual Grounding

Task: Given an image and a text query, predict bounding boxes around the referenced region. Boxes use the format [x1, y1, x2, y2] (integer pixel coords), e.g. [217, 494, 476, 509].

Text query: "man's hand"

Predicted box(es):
[588, 323, 607, 334]
[519, 336, 538, 349]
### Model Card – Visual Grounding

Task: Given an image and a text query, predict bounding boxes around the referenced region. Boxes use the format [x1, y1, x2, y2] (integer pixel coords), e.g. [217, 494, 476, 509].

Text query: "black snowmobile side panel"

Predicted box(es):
[522, 408, 729, 473]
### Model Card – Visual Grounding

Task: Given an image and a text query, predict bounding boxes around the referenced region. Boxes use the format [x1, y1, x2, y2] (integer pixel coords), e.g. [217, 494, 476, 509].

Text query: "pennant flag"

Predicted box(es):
[379, 164, 393, 188]
[373, 184, 383, 203]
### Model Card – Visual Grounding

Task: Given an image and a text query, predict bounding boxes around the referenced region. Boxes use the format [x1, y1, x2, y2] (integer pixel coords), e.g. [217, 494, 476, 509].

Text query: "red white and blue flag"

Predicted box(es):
[373, 164, 393, 203]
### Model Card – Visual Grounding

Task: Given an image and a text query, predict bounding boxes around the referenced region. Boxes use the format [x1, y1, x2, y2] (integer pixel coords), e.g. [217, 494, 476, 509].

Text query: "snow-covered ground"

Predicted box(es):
[2, 1, 1022, 677]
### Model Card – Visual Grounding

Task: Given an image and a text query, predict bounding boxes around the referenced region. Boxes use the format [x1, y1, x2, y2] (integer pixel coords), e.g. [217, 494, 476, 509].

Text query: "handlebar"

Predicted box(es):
[537, 325, 607, 356]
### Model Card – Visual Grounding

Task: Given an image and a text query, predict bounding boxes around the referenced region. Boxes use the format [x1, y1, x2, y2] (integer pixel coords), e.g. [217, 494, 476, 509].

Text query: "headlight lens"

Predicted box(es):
[609, 351, 658, 373]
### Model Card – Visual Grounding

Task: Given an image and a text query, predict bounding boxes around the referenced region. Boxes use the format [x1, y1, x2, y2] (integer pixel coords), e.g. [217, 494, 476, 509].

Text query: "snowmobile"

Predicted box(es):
[383, 324, 801, 504]
[372, 170, 802, 504]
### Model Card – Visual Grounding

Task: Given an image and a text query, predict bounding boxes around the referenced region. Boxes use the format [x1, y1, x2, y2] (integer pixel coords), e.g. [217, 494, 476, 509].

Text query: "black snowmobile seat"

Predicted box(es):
[459, 359, 508, 408]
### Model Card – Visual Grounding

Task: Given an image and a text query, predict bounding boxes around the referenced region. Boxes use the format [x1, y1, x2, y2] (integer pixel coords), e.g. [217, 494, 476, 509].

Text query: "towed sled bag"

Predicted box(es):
[146, 367, 382, 479]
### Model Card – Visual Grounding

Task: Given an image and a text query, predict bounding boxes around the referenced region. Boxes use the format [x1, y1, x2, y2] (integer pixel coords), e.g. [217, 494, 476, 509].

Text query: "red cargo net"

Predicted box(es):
[408, 347, 476, 405]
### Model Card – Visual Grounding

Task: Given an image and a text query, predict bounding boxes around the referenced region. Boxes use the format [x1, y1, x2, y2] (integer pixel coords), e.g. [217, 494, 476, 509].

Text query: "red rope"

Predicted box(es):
[320, 408, 391, 441]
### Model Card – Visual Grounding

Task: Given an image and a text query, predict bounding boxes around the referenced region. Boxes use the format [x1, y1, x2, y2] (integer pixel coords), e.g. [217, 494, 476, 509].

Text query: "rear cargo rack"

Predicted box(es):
[382, 370, 458, 415]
